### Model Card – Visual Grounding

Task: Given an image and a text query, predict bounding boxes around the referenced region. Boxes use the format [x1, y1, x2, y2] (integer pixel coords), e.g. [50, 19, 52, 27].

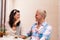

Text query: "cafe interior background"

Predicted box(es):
[0, 0, 60, 40]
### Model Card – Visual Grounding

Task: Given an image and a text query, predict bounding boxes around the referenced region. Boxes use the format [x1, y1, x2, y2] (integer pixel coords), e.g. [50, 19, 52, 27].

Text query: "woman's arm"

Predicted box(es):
[5, 22, 13, 32]
[5, 22, 16, 35]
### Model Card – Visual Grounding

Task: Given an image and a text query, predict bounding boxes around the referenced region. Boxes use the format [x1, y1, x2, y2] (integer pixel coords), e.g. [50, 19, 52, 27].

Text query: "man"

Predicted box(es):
[20, 9, 52, 40]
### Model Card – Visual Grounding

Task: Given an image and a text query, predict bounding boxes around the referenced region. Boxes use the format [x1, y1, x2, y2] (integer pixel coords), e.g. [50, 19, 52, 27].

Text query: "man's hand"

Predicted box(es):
[20, 35, 27, 39]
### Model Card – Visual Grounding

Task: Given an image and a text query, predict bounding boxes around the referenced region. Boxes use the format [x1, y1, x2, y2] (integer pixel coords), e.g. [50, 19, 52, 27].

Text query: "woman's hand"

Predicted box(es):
[12, 27, 16, 31]
[5, 31, 10, 36]
[14, 18, 20, 25]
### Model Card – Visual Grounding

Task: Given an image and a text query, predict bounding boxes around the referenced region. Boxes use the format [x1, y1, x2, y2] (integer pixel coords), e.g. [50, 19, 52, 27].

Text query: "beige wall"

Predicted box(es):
[58, 0, 60, 40]
[6, 0, 14, 21]
[6, 0, 58, 40]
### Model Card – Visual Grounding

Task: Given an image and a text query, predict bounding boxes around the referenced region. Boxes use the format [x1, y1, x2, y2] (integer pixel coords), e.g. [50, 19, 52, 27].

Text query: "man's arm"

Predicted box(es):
[20, 28, 32, 39]
[40, 26, 52, 40]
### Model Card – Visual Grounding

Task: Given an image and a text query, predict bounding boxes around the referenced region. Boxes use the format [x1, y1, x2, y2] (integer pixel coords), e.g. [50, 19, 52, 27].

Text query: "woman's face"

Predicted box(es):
[14, 12, 20, 20]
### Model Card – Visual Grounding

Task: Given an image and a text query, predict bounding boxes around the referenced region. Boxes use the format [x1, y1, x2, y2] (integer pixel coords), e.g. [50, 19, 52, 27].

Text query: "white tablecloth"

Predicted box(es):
[0, 36, 23, 40]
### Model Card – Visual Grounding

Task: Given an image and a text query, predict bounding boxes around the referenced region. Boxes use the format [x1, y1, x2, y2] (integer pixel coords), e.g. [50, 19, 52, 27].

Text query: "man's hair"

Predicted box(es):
[37, 9, 46, 19]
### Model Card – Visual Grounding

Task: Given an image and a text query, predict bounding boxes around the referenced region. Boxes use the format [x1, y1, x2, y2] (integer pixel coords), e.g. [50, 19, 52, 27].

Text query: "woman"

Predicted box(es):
[5, 9, 22, 37]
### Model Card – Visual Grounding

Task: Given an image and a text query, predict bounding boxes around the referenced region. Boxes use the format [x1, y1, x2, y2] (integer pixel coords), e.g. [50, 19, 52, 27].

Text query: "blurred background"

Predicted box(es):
[0, 0, 60, 40]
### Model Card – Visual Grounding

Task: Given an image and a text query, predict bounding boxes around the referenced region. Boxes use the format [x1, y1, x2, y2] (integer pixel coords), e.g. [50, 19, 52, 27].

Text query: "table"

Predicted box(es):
[0, 35, 24, 40]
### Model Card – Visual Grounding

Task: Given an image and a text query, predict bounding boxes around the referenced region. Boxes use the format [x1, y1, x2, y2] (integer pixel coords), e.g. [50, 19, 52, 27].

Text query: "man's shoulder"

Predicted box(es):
[47, 25, 52, 30]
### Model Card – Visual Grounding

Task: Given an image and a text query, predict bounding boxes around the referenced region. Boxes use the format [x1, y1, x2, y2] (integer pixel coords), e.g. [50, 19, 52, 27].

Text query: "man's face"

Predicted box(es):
[35, 11, 42, 21]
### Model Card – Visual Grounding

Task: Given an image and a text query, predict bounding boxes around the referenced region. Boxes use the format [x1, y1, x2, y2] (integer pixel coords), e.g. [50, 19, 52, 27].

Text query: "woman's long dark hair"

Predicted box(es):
[9, 9, 20, 28]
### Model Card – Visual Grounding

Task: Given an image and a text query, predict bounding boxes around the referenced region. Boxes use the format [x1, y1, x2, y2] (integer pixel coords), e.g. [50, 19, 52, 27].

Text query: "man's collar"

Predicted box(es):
[41, 21, 47, 27]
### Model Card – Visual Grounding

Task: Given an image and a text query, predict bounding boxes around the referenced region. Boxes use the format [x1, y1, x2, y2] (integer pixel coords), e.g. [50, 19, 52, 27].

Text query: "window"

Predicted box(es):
[0, 0, 6, 32]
